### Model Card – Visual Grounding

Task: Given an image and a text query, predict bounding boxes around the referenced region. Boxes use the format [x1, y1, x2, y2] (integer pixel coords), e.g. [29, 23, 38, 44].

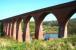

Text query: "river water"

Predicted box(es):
[44, 33, 58, 40]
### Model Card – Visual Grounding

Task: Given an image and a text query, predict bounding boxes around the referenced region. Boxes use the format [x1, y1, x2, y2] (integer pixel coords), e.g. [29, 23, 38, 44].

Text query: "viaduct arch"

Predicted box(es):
[1, 1, 76, 42]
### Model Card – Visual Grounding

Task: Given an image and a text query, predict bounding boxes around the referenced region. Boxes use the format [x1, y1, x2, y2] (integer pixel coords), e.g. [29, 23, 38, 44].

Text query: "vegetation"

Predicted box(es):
[0, 22, 4, 36]
[68, 18, 76, 36]
[43, 21, 58, 34]
[30, 21, 35, 36]
[0, 36, 76, 50]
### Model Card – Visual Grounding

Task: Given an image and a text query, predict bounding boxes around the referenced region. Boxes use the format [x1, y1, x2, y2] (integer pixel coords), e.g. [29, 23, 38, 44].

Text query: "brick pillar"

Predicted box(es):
[34, 13, 45, 40]
[6, 23, 9, 36]
[13, 22, 16, 40]
[4, 23, 6, 34]
[16, 21, 23, 42]
[11, 22, 14, 37]
[9, 23, 12, 37]
[5, 23, 8, 36]
[3, 23, 5, 33]
[23, 19, 30, 42]
[5, 23, 7, 35]
[35, 22, 44, 40]
[5, 23, 8, 35]
[58, 22, 68, 38]
[64, 22, 68, 38]
[7, 23, 10, 36]
[8, 23, 11, 37]
[5, 22, 9, 36]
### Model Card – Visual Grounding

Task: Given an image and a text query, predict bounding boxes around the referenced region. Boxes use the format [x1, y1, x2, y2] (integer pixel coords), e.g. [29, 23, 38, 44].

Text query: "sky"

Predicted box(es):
[0, 0, 76, 21]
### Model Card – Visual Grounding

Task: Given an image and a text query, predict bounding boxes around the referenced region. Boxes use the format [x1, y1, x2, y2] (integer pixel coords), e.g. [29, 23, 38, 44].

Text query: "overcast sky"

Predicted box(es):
[0, 0, 75, 21]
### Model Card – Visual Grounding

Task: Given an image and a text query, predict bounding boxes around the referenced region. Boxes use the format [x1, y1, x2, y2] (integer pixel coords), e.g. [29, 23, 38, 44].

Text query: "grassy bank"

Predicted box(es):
[0, 36, 76, 50]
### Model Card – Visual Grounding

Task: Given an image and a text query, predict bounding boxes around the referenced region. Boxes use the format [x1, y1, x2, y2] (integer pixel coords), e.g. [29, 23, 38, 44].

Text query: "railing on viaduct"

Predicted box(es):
[0, 1, 76, 42]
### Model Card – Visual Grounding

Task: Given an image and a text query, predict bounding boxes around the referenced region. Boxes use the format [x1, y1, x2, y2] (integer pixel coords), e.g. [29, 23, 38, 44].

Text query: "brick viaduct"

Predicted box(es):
[1, 1, 76, 42]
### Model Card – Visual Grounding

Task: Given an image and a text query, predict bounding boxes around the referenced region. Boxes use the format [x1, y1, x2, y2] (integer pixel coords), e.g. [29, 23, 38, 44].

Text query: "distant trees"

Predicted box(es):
[0, 22, 3, 33]
[43, 21, 58, 27]
[68, 18, 76, 35]
[43, 18, 76, 35]
[0, 21, 4, 36]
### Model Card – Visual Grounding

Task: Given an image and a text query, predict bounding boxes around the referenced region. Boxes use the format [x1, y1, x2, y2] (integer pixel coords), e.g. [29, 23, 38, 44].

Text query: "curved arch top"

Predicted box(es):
[67, 9, 76, 20]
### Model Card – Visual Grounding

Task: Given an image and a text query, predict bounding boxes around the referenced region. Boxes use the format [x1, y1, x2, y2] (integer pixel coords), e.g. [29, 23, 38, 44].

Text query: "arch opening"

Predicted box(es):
[29, 17, 35, 40]
[42, 13, 59, 40]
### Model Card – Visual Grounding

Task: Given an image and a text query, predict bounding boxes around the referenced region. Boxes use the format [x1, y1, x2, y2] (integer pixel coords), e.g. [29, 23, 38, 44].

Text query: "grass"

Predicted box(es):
[0, 36, 26, 50]
[0, 35, 76, 50]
